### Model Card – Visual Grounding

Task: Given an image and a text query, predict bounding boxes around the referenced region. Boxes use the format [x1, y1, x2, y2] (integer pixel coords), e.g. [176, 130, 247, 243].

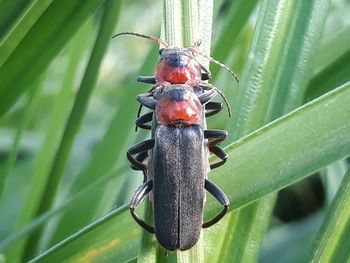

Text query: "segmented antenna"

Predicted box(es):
[188, 47, 239, 84]
[199, 83, 232, 118]
[112, 32, 169, 48]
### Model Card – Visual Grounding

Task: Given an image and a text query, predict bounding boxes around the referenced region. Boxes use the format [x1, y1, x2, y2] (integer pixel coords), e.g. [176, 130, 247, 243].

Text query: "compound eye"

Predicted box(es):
[159, 48, 165, 55]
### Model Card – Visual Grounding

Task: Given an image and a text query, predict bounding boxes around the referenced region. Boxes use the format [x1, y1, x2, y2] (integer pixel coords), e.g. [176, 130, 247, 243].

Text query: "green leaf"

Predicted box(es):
[321, 160, 348, 207]
[305, 49, 350, 101]
[0, 0, 105, 116]
[4, 17, 91, 263]
[210, 82, 350, 212]
[230, 0, 331, 139]
[0, 0, 29, 37]
[211, 0, 258, 81]
[23, 1, 123, 259]
[308, 167, 350, 263]
[29, 206, 140, 263]
[260, 212, 323, 263]
[48, 46, 159, 247]
[0, 167, 125, 251]
[0, 80, 42, 198]
[29, 82, 350, 262]
[313, 25, 350, 74]
[215, 0, 330, 262]
[0, 0, 54, 67]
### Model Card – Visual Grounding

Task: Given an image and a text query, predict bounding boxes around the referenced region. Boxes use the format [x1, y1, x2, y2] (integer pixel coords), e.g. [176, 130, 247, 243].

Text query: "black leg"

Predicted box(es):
[136, 87, 156, 119]
[131, 151, 149, 181]
[204, 129, 228, 147]
[202, 180, 229, 228]
[198, 88, 217, 105]
[135, 112, 153, 131]
[137, 76, 156, 84]
[201, 73, 210, 81]
[209, 145, 228, 169]
[137, 93, 157, 110]
[131, 151, 149, 170]
[127, 139, 154, 171]
[204, 129, 228, 169]
[199, 63, 211, 80]
[205, 102, 223, 117]
[130, 180, 155, 233]
[197, 83, 232, 117]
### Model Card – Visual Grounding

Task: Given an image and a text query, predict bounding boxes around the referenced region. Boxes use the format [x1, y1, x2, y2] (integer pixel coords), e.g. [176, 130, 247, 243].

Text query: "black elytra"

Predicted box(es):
[127, 85, 230, 251]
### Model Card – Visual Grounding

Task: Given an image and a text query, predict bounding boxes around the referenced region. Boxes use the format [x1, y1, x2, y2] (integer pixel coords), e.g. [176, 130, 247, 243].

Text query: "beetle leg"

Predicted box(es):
[135, 111, 153, 131]
[202, 180, 230, 228]
[137, 93, 157, 110]
[130, 180, 155, 233]
[131, 151, 149, 181]
[201, 73, 210, 81]
[204, 129, 228, 147]
[205, 102, 223, 117]
[198, 88, 217, 105]
[127, 139, 155, 176]
[137, 76, 156, 84]
[209, 145, 228, 169]
[198, 62, 211, 80]
[135, 87, 155, 131]
[197, 83, 232, 117]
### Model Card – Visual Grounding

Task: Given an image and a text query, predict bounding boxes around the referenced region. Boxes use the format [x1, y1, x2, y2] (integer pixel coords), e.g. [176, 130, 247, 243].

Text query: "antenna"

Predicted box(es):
[112, 32, 169, 48]
[188, 47, 239, 84]
[199, 83, 232, 117]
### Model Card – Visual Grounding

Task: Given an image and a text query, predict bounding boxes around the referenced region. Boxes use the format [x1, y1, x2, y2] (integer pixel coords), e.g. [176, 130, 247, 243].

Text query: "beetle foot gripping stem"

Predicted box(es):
[202, 179, 230, 228]
[204, 129, 229, 169]
[130, 180, 155, 233]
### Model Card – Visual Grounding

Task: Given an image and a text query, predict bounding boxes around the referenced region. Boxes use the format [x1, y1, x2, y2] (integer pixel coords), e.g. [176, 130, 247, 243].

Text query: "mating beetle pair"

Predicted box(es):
[114, 32, 237, 251]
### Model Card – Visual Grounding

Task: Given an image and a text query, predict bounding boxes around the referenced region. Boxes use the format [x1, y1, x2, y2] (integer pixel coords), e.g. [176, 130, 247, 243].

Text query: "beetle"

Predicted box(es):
[127, 84, 230, 251]
[113, 32, 239, 86]
[113, 32, 238, 129]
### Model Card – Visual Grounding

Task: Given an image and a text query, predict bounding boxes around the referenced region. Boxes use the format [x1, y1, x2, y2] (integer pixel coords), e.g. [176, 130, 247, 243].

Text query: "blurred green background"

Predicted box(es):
[0, 0, 350, 262]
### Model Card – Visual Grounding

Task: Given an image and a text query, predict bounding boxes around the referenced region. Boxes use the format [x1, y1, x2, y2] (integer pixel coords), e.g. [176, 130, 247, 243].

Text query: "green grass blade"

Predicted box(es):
[48, 50, 158, 247]
[305, 49, 350, 101]
[215, 195, 276, 263]
[260, 212, 323, 263]
[0, 82, 41, 198]
[137, 201, 157, 263]
[322, 160, 348, 207]
[0, 0, 53, 67]
[211, 0, 258, 81]
[313, 25, 350, 74]
[215, 0, 330, 262]
[162, 0, 183, 46]
[209, 81, 350, 212]
[0, 0, 29, 37]
[29, 206, 140, 263]
[0, 168, 125, 251]
[308, 167, 350, 263]
[29, 81, 350, 262]
[24, 1, 123, 258]
[231, 0, 330, 139]
[0, 0, 104, 116]
[4, 19, 91, 263]
[270, 0, 331, 117]
[181, 0, 200, 47]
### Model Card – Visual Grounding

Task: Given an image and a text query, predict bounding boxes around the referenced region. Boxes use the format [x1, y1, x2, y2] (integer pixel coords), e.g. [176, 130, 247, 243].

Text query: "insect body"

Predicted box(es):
[127, 85, 229, 251]
[114, 32, 236, 250]
[137, 47, 211, 86]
